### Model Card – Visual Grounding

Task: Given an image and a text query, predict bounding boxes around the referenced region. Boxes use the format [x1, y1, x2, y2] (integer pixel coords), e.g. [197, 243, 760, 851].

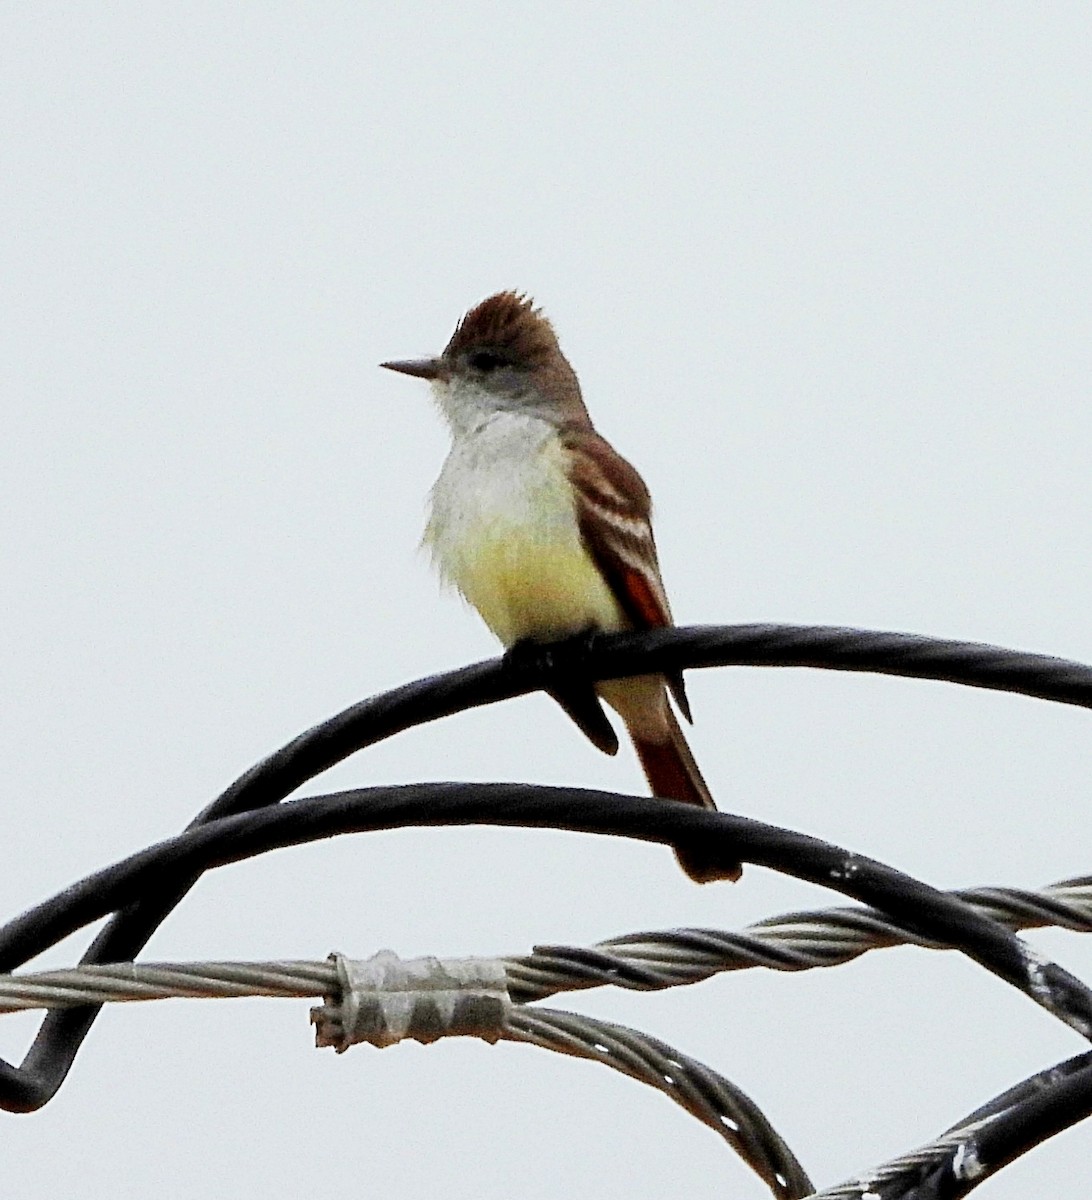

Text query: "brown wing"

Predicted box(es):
[564, 429, 692, 722]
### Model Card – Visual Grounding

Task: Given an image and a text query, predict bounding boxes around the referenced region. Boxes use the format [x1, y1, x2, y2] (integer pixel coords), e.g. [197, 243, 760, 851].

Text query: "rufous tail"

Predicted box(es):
[631, 706, 742, 884]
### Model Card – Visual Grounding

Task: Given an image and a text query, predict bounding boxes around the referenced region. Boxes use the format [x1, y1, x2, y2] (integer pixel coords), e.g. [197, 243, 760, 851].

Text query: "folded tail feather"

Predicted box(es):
[631, 707, 742, 884]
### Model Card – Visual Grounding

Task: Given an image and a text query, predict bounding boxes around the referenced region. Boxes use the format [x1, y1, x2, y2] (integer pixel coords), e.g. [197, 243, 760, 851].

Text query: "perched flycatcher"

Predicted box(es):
[382, 292, 737, 883]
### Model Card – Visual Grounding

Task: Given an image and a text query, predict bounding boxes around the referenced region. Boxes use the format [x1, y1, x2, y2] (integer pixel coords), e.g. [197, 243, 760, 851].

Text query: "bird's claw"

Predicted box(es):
[503, 631, 618, 755]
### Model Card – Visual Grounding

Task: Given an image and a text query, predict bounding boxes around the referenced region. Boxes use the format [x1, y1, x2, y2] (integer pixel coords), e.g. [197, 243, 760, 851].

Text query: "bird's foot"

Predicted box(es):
[503, 631, 618, 755]
[502, 628, 604, 678]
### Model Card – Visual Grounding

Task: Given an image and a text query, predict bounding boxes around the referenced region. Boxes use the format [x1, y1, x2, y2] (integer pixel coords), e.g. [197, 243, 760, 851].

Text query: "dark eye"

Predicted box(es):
[468, 350, 505, 372]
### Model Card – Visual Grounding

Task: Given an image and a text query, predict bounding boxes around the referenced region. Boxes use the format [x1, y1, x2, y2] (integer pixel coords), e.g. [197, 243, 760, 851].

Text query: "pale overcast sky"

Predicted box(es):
[1, 6, 1091, 1197]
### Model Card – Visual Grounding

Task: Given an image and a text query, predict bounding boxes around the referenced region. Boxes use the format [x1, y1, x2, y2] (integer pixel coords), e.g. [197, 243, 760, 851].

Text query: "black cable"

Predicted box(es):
[2, 658, 523, 1113]
[941, 1055, 1092, 1199]
[3, 624, 1090, 1116]
[1, 782, 1090, 1115]
[588, 625, 1092, 708]
[831, 1052, 1092, 1198]
[199, 624, 1092, 827]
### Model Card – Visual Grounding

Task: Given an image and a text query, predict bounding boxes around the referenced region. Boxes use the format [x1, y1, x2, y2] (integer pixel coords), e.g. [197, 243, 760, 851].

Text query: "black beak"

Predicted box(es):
[380, 357, 445, 381]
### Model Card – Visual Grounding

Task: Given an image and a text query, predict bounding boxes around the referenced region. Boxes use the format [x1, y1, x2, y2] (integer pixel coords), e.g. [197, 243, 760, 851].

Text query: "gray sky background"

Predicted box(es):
[1, 6, 1090, 1196]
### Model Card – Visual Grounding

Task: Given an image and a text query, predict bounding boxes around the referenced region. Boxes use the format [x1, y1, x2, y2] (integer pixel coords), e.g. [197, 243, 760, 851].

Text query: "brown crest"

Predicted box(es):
[443, 291, 561, 366]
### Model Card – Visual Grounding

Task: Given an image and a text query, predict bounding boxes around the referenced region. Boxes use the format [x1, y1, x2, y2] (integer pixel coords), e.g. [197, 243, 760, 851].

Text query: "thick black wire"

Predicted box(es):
[577, 625, 1092, 709]
[200, 623, 1092, 825]
[2, 783, 1091, 1103]
[946, 1055, 1092, 1198]
[3, 623, 1092, 1122]
[826, 1053, 1092, 1199]
[6, 658, 519, 1114]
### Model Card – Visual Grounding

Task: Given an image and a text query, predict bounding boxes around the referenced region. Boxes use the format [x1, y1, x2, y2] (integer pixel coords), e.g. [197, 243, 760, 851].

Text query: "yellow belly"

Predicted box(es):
[425, 415, 627, 647]
[443, 521, 624, 647]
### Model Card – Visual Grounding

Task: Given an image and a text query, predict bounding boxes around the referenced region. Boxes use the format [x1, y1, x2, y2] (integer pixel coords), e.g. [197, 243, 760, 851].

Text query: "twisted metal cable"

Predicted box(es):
[0, 885, 1089, 1195]
[505, 877, 1092, 1002]
[1, 961, 1089, 1198]
[1, 878, 1088, 1014]
[503, 1006, 813, 1199]
[0, 972, 814, 1196]
[808, 1117, 999, 1199]
[811, 1052, 1092, 1198]
[0, 962, 335, 1012]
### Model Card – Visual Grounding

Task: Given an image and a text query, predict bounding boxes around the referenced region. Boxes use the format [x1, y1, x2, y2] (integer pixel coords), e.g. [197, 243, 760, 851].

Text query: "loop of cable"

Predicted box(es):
[1, 624, 1090, 1194]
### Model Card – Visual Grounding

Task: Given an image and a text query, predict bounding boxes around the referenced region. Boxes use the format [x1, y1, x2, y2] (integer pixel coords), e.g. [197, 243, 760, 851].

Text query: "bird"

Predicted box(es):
[381, 292, 737, 883]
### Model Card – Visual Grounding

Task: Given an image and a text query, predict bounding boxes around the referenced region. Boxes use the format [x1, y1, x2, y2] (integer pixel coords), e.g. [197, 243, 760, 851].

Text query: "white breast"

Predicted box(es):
[424, 412, 623, 646]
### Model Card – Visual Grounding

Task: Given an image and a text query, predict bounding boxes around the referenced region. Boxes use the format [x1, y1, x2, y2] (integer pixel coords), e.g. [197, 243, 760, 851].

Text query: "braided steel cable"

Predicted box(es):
[0, 969, 815, 1196]
[3, 944, 1088, 1198]
[503, 1006, 813, 1199]
[0, 959, 1089, 1196]
[0, 962, 336, 1011]
[505, 877, 1092, 1001]
[0, 874, 1086, 1197]
[809, 1116, 1000, 1199]
[7, 877, 1086, 1014]
[812, 1052, 1092, 1199]
[1, 878, 1088, 1015]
